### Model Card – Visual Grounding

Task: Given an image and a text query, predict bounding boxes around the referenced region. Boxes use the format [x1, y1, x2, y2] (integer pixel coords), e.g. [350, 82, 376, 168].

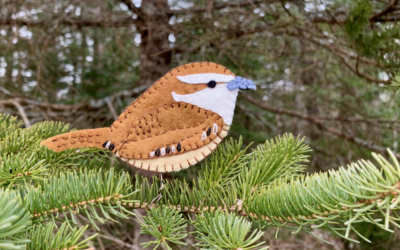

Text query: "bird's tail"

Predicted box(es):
[41, 127, 112, 152]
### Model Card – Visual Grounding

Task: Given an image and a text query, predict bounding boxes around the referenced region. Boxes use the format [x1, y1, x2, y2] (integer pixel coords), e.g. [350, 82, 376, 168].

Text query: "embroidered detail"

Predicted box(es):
[213, 123, 218, 134]
[177, 142, 182, 152]
[201, 131, 207, 140]
[119, 133, 227, 172]
[150, 151, 155, 157]
[177, 73, 235, 84]
[155, 148, 161, 156]
[166, 147, 171, 154]
[207, 127, 211, 136]
[103, 141, 111, 149]
[161, 148, 166, 156]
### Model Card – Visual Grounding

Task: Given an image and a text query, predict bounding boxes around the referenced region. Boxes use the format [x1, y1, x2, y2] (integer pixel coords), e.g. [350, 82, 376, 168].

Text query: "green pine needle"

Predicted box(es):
[237, 134, 311, 200]
[0, 114, 22, 139]
[25, 168, 137, 229]
[140, 207, 187, 249]
[27, 222, 97, 250]
[248, 149, 400, 242]
[192, 211, 269, 250]
[0, 189, 31, 249]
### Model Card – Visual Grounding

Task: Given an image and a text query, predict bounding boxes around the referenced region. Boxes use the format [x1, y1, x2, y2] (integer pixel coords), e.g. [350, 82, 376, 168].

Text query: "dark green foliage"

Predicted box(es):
[344, 1, 400, 67]
[345, 0, 373, 42]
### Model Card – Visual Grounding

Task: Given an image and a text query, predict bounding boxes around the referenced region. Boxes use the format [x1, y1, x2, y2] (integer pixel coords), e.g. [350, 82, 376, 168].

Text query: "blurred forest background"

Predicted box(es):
[1, 0, 400, 249]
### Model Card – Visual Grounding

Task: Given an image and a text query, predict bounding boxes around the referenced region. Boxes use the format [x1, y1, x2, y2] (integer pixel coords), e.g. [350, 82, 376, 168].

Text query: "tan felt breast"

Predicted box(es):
[116, 124, 230, 172]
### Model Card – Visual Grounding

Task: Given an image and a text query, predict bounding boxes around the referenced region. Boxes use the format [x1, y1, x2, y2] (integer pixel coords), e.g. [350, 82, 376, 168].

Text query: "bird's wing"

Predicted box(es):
[117, 102, 226, 160]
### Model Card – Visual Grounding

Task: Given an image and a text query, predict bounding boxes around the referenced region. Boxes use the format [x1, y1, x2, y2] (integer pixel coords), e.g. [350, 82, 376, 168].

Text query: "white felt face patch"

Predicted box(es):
[177, 73, 235, 84]
[171, 84, 239, 125]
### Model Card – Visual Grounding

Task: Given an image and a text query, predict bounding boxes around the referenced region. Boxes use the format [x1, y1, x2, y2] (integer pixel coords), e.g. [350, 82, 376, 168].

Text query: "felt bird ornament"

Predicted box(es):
[41, 62, 256, 172]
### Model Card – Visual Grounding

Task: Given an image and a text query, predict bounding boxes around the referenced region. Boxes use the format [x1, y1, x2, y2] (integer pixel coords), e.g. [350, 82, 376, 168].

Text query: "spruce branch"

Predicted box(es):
[247, 149, 400, 243]
[0, 119, 112, 190]
[198, 137, 249, 190]
[140, 207, 187, 249]
[0, 121, 70, 155]
[24, 168, 137, 230]
[4, 115, 400, 247]
[191, 211, 269, 250]
[236, 134, 310, 200]
[0, 113, 21, 139]
[27, 222, 97, 250]
[0, 153, 49, 187]
[125, 134, 310, 212]
[121, 135, 400, 244]
[0, 189, 31, 249]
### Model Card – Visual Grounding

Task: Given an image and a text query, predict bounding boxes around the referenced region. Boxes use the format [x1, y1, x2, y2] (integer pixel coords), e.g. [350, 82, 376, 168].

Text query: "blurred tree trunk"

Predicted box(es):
[4, 29, 13, 90]
[136, 0, 172, 86]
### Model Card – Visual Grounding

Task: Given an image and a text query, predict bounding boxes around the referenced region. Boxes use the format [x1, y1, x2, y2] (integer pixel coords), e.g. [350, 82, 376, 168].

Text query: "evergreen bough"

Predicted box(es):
[1, 113, 400, 249]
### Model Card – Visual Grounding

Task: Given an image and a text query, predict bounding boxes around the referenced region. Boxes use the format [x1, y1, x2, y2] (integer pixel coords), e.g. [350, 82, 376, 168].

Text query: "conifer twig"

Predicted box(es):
[11, 100, 30, 127]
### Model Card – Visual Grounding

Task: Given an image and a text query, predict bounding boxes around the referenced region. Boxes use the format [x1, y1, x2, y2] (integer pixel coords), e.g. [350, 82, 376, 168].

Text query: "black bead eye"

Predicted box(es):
[207, 80, 216, 88]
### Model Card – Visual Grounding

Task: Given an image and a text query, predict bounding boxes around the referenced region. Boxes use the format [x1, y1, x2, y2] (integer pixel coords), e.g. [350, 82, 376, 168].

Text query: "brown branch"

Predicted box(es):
[120, 181, 400, 222]
[312, 15, 400, 24]
[208, 25, 380, 69]
[33, 194, 124, 218]
[287, 28, 380, 67]
[241, 93, 400, 159]
[0, 84, 149, 125]
[119, 0, 142, 16]
[97, 234, 139, 249]
[311, 1, 400, 24]
[11, 100, 31, 127]
[338, 55, 391, 84]
[0, 17, 137, 28]
[370, 0, 400, 22]
[105, 98, 118, 120]
[168, 0, 265, 14]
[374, 15, 400, 21]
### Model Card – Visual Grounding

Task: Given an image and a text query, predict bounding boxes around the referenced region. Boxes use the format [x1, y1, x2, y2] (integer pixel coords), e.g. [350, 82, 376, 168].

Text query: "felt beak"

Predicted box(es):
[227, 76, 256, 91]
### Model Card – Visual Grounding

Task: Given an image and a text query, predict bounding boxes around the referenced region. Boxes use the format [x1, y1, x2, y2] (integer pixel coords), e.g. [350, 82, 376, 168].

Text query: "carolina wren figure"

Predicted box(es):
[41, 62, 256, 172]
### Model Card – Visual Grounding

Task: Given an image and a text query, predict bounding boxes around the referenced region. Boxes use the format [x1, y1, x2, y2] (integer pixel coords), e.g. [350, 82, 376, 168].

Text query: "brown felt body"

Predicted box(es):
[117, 124, 230, 172]
[110, 62, 235, 150]
[120, 102, 224, 159]
[40, 62, 235, 171]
